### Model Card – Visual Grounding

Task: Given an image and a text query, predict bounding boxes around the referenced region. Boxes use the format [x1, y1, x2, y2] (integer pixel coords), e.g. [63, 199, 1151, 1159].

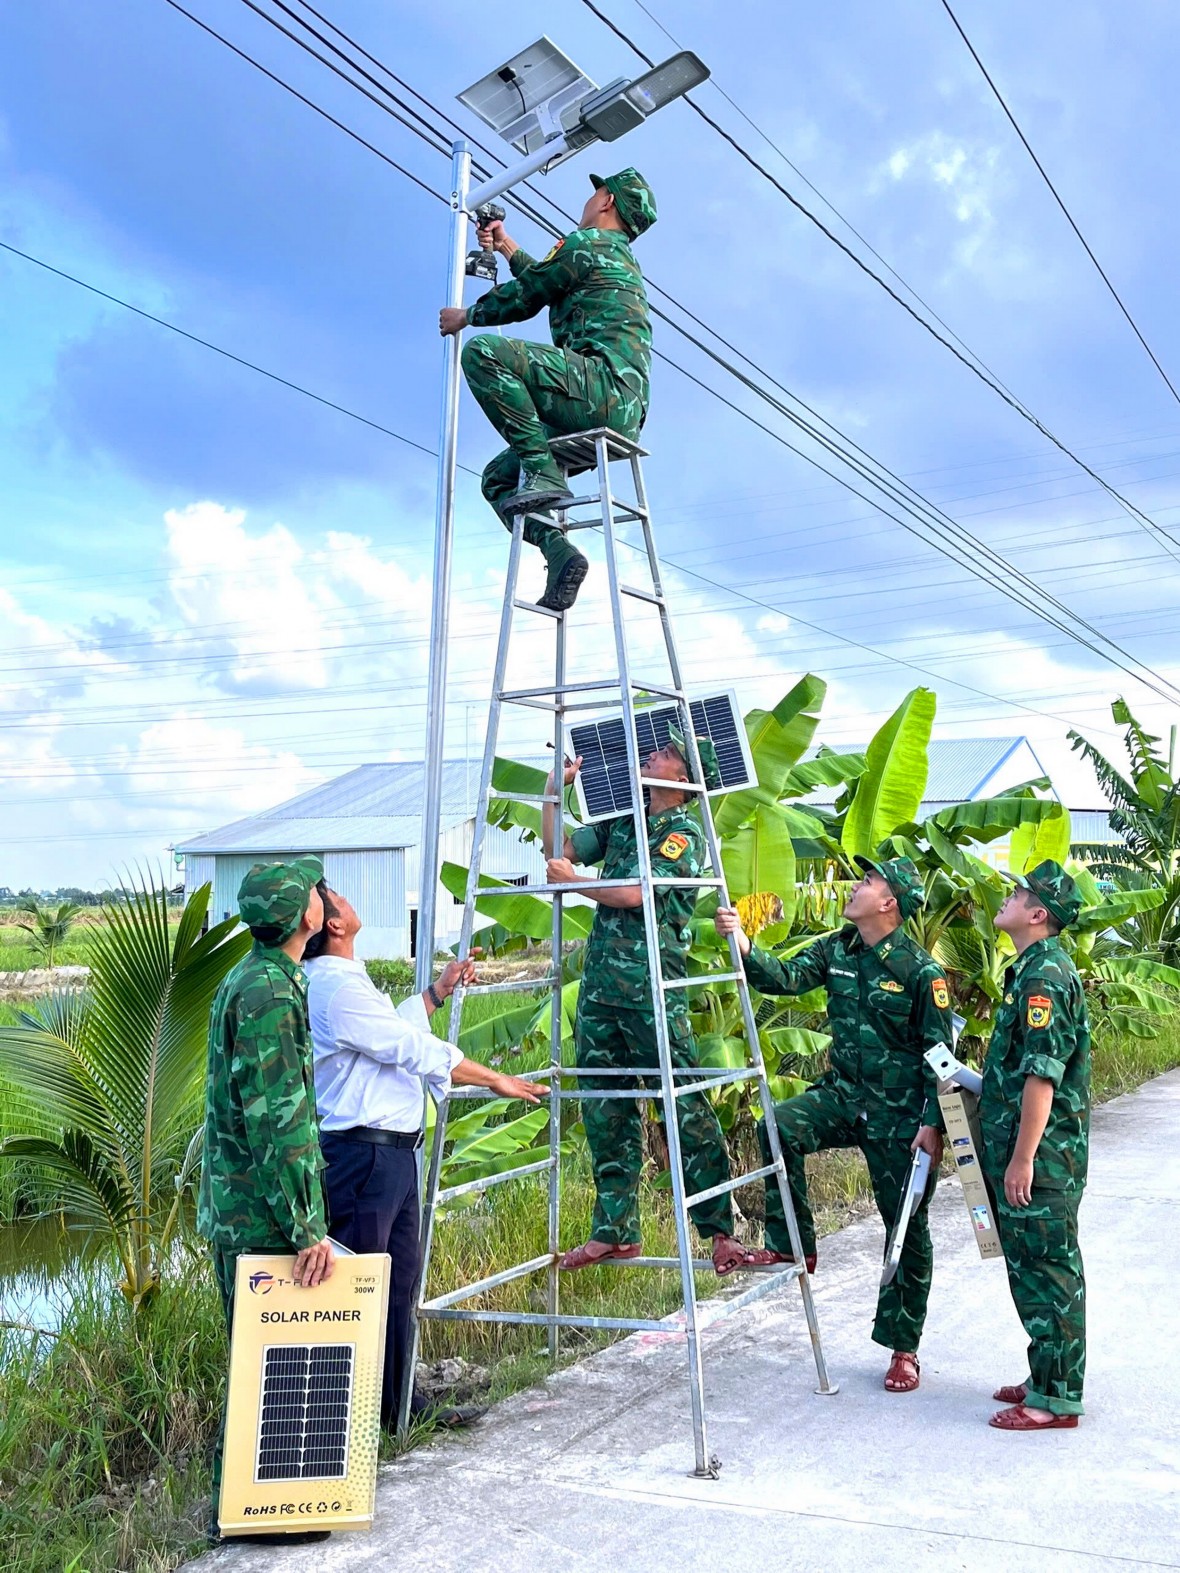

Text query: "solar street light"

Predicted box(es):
[415, 37, 709, 994]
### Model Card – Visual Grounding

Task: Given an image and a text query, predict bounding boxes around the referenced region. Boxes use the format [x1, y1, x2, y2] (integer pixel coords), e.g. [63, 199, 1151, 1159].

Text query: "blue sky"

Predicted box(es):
[2, 0, 1179, 887]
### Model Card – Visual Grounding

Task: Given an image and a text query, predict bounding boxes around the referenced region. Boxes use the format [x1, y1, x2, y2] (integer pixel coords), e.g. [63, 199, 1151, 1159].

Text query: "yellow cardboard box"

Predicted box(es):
[938, 1085, 1004, 1261]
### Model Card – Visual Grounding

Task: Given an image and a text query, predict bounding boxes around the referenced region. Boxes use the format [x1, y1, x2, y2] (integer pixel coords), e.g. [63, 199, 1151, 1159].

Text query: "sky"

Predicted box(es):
[2, 0, 1179, 889]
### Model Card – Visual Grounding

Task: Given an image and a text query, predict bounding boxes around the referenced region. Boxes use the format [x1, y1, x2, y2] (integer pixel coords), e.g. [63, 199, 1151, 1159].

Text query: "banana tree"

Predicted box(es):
[0, 877, 250, 1308]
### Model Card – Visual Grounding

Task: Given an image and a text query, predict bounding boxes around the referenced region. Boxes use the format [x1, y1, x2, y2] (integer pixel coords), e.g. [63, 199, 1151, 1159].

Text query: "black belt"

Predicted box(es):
[328, 1126, 423, 1149]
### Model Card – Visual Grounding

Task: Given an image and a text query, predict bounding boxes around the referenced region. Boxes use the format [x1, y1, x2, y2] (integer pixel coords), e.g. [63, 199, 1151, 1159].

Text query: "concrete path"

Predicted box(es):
[207, 1071, 1180, 1572]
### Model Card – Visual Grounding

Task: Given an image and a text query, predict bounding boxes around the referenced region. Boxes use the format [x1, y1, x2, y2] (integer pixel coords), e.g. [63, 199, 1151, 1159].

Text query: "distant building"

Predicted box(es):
[803, 736, 1117, 866]
[176, 760, 550, 960]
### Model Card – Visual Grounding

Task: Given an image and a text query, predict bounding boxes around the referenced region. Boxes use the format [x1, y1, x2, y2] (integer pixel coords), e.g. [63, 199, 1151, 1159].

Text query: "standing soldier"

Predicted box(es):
[543, 732, 767, 1274]
[716, 857, 952, 1393]
[197, 856, 333, 1547]
[438, 169, 656, 612]
[984, 859, 1090, 1431]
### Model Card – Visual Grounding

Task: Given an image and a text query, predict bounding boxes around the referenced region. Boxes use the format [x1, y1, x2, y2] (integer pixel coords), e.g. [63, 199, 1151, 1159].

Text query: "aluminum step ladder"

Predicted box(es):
[406, 429, 836, 1475]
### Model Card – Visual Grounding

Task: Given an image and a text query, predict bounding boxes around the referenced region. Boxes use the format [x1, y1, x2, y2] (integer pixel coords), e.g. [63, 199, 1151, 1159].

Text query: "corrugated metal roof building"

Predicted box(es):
[176, 761, 550, 960]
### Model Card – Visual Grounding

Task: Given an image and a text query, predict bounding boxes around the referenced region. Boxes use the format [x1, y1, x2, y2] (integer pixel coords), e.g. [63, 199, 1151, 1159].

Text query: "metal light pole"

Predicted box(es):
[416, 141, 471, 993]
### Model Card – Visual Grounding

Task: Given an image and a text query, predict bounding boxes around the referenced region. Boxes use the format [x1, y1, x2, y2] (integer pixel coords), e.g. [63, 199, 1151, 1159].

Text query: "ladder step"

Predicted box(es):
[672, 1067, 762, 1099]
[436, 1155, 554, 1203]
[663, 971, 743, 989]
[459, 976, 559, 996]
[421, 1253, 554, 1309]
[548, 427, 649, 465]
[639, 776, 705, 792]
[684, 1163, 781, 1210]
[488, 791, 562, 804]
[513, 598, 563, 620]
[500, 678, 619, 701]
[620, 584, 665, 606]
[630, 680, 685, 701]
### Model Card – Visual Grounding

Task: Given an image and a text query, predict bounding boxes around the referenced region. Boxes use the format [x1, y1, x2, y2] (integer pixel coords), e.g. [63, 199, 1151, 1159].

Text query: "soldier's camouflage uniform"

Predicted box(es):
[568, 804, 734, 1245]
[746, 857, 953, 1352]
[981, 860, 1090, 1416]
[197, 855, 326, 1517]
[463, 168, 655, 541]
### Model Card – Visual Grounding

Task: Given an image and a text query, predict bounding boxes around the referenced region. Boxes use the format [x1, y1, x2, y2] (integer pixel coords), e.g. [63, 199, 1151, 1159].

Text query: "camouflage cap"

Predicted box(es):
[668, 723, 721, 791]
[237, 856, 324, 945]
[1006, 858, 1082, 928]
[590, 168, 657, 239]
[854, 855, 926, 920]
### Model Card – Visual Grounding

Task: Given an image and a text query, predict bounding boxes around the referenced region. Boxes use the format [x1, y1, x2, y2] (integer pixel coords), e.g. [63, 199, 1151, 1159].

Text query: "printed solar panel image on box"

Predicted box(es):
[570, 689, 755, 824]
[256, 1344, 353, 1482]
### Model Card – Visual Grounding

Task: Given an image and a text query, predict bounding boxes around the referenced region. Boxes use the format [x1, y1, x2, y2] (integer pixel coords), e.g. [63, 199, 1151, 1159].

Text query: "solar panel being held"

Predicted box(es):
[256, 1344, 353, 1482]
[569, 689, 756, 824]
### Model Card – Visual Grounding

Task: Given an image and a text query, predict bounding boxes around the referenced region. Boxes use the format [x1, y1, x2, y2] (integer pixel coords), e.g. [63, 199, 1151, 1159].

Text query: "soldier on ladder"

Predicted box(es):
[438, 170, 656, 612]
[543, 732, 771, 1276]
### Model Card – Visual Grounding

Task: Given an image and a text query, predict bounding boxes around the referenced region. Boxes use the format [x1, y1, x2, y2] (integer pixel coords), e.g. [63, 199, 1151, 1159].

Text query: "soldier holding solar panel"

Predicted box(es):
[542, 730, 769, 1275]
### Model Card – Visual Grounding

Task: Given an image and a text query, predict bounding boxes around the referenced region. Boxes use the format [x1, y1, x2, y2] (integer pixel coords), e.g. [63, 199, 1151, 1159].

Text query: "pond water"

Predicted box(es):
[0, 1219, 104, 1334]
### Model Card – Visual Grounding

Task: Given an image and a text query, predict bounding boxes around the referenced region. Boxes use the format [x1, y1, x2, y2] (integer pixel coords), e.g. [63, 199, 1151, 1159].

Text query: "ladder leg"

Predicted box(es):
[631, 449, 839, 1400]
[547, 505, 568, 1360]
[599, 436, 716, 1479]
[400, 514, 529, 1435]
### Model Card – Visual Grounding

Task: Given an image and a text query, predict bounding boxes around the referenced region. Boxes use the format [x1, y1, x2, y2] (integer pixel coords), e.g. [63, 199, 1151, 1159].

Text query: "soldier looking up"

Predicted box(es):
[716, 858, 953, 1395]
[439, 169, 656, 613]
[543, 729, 768, 1275]
[984, 860, 1091, 1432]
[197, 856, 333, 1548]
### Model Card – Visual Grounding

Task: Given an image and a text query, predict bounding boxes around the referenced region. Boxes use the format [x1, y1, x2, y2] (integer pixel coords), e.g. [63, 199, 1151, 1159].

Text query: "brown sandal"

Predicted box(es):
[885, 1351, 920, 1392]
[989, 1403, 1077, 1431]
[558, 1240, 642, 1271]
[713, 1244, 818, 1277]
[993, 1382, 1028, 1404]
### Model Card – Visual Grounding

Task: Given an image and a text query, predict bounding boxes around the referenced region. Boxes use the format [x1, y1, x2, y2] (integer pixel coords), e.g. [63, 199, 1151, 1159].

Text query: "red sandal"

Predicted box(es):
[993, 1382, 1028, 1404]
[714, 1245, 817, 1277]
[558, 1240, 642, 1271]
[989, 1403, 1078, 1431]
[884, 1351, 920, 1393]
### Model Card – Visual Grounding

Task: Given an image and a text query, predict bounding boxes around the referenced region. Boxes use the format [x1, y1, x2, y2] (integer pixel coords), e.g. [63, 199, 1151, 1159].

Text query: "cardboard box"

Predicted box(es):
[219, 1251, 390, 1537]
[937, 1084, 1004, 1262]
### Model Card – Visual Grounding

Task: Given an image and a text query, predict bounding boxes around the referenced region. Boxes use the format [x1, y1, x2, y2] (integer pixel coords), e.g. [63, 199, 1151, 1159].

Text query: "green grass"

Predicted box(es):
[2, 991, 1180, 1573]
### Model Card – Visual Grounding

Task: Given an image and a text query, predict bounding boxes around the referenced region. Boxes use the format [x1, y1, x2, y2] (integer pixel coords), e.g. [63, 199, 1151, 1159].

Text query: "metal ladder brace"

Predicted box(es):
[405, 429, 837, 1474]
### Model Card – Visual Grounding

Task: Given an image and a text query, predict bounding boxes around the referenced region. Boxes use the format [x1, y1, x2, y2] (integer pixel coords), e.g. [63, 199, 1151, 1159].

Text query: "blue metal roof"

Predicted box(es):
[804, 737, 1045, 805]
[177, 759, 550, 855]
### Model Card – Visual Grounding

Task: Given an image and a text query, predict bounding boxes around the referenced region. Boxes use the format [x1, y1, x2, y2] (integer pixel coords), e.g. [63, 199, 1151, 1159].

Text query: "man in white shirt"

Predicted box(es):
[303, 881, 540, 1428]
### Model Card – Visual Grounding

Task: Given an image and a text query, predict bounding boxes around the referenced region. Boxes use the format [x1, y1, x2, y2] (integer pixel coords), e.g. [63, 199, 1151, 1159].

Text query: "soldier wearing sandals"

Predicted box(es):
[542, 733, 768, 1277]
[439, 169, 656, 614]
[984, 860, 1090, 1432]
[716, 857, 952, 1393]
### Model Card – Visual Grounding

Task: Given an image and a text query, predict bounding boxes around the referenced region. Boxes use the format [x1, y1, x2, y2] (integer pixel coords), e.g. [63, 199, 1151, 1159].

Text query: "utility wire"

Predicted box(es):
[157, 0, 1180, 706]
[940, 0, 1180, 409]
[575, 0, 1180, 567]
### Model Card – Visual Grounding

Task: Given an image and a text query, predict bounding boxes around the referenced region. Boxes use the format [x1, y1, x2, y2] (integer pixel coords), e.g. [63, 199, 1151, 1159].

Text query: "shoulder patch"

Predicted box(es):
[659, 832, 690, 861]
[541, 238, 566, 263]
[1027, 994, 1052, 1029]
[932, 977, 950, 1010]
[879, 978, 904, 994]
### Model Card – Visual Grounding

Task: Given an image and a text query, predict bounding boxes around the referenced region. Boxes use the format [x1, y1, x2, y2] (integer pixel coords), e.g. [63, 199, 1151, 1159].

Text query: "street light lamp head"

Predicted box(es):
[624, 51, 710, 116]
[577, 51, 710, 143]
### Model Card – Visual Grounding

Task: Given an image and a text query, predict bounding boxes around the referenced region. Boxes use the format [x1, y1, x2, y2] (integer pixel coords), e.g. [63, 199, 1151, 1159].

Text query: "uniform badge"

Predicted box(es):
[1027, 994, 1052, 1028]
[879, 979, 904, 994]
[541, 239, 566, 263]
[1004, 992, 1013, 1004]
[659, 832, 689, 861]
[932, 978, 950, 1010]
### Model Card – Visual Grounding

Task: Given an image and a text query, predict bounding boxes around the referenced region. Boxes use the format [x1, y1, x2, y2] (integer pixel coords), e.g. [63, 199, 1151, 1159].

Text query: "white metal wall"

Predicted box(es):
[184, 855, 216, 910]
[322, 849, 407, 960]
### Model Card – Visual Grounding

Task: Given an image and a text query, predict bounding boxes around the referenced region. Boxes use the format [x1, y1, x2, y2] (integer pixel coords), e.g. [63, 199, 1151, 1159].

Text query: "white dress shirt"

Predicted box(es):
[305, 955, 463, 1133]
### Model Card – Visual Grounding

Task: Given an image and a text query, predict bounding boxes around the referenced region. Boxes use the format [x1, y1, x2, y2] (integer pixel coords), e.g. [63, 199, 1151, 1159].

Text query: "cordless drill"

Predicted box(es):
[465, 202, 506, 283]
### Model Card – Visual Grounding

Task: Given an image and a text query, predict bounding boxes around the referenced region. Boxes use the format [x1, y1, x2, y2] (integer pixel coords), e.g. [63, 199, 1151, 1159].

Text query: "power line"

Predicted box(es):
[574, 0, 1180, 569]
[940, 0, 1180, 409]
[223, 0, 1180, 704]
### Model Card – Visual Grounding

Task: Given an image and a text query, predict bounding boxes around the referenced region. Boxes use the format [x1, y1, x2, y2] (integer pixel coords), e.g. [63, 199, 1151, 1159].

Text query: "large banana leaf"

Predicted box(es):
[713, 674, 826, 836]
[782, 750, 866, 797]
[928, 790, 1058, 844]
[841, 687, 936, 860]
[486, 756, 551, 845]
[1009, 804, 1072, 872]
[721, 803, 796, 925]
[1091, 955, 1180, 990]
[1075, 887, 1166, 934]
[441, 861, 593, 943]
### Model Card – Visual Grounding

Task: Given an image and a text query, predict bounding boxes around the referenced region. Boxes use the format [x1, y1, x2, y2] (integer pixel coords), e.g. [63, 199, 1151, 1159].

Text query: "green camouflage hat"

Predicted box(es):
[854, 855, 925, 919]
[667, 723, 721, 791]
[1007, 858, 1082, 928]
[237, 856, 324, 945]
[590, 168, 657, 238]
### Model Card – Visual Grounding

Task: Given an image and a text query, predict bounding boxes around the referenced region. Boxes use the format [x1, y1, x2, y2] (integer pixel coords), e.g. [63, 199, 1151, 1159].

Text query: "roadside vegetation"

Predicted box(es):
[1, 690, 1178, 1571]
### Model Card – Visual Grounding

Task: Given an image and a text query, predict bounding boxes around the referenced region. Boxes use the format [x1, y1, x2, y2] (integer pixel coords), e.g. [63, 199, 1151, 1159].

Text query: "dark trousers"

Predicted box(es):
[321, 1131, 421, 1426]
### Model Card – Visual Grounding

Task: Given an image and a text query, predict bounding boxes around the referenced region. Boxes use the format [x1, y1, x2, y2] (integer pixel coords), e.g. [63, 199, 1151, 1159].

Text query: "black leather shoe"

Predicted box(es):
[213, 1530, 332, 1546]
[410, 1399, 487, 1428]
